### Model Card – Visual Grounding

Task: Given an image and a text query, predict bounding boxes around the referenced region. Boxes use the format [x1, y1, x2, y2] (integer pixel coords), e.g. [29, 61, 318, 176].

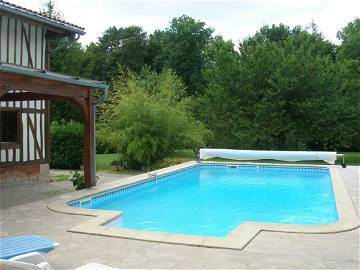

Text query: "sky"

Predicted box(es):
[10, 0, 360, 46]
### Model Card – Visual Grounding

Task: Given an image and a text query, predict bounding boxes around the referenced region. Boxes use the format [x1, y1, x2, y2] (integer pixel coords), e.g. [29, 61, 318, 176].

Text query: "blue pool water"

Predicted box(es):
[70, 165, 339, 237]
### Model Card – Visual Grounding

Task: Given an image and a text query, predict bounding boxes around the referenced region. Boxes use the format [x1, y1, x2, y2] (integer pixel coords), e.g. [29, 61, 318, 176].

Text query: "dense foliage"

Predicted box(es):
[50, 121, 84, 169]
[199, 24, 359, 151]
[83, 26, 152, 81]
[150, 15, 214, 95]
[97, 69, 209, 169]
[48, 0, 359, 168]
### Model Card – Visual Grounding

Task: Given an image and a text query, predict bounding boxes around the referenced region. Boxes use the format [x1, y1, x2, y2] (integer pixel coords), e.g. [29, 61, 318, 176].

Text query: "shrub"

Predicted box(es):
[111, 156, 186, 171]
[98, 69, 210, 169]
[110, 154, 130, 171]
[151, 158, 186, 170]
[50, 121, 83, 169]
[96, 136, 117, 154]
[69, 171, 87, 190]
[69, 171, 99, 190]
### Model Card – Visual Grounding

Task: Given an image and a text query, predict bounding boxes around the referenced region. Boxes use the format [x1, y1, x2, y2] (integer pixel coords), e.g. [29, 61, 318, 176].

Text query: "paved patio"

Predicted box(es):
[1, 166, 359, 269]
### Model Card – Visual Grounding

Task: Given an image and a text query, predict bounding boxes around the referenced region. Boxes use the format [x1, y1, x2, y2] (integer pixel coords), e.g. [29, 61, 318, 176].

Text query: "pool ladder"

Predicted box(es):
[148, 172, 158, 181]
[148, 172, 158, 192]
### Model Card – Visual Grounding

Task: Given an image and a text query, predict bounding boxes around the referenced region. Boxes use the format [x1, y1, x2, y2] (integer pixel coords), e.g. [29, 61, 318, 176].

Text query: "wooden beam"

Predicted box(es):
[45, 101, 50, 163]
[27, 114, 43, 159]
[70, 97, 88, 120]
[0, 107, 47, 113]
[83, 92, 96, 187]
[1, 72, 90, 98]
[0, 88, 10, 98]
[1, 92, 66, 101]
[45, 38, 50, 70]
[22, 22, 34, 68]
[0, 71, 98, 186]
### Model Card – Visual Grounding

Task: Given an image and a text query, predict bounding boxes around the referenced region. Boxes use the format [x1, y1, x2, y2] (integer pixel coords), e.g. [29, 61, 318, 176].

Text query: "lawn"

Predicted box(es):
[96, 153, 118, 171]
[96, 151, 359, 172]
[341, 152, 360, 165]
[96, 151, 197, 172]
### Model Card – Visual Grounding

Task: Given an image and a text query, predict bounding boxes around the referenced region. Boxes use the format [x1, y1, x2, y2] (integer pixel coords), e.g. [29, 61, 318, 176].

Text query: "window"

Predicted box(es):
[1, 110, 20, 143]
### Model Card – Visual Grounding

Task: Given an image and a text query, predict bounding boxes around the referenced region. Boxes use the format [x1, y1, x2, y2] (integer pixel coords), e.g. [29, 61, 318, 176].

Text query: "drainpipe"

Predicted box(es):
[92, 84, 109, 185]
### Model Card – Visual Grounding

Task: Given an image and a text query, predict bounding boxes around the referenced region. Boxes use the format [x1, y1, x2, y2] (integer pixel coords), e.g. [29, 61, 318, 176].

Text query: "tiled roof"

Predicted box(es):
[0, 0, 85, 34]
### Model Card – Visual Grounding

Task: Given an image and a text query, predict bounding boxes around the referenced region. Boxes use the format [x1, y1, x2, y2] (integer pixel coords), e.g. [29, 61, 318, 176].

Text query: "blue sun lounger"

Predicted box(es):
[0, 235, 58, 260]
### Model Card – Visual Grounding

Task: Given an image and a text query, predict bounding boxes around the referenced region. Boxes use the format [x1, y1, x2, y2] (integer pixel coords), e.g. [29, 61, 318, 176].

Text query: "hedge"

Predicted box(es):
[50, 121, 84, 169]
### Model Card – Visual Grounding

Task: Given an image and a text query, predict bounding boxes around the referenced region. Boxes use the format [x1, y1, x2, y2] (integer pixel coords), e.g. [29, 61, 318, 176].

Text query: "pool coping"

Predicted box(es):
[48, 161, 360, 250]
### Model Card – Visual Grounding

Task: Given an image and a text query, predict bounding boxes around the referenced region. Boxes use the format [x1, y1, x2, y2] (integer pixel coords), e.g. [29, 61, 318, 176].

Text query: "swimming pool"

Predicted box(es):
[69, 164, 339, 237]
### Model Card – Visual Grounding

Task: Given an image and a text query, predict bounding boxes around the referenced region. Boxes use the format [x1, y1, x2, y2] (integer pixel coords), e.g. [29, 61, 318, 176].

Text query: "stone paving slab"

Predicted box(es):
[0, 166, 359, 269]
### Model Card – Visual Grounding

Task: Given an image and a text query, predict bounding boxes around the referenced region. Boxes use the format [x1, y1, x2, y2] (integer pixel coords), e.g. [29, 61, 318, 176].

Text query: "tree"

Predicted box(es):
[337, 18, 360, 43]
[49, 38, 85, 123]
[334, 18, 360, 150]
[240, 23, 335, 59]
[84, 26, 151, 81]
[337, 18, 360, 60]
[98, 69, 210, 169]
[40, 0, 63, 20]
[241, 23, 300, 48]
[39, 1, 85, 123]
[37, 5, 360, 153]
[199, 23, 358, 151]
[50, 40, 86, 76]
[149, 15, 214, 96]
[198, 36, 243, 148]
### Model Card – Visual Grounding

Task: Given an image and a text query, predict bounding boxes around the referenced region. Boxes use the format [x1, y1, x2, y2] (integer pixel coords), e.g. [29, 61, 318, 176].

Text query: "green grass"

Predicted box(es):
[96, 151, 359, 173]
[95, 151, 196, 173]
[49, 175, 70, 182]
[96, 153, 118, 171]
[340, 152, 360, 165]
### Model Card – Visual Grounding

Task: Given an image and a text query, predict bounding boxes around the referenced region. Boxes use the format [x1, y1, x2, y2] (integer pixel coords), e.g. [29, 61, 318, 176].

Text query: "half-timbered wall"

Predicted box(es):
[0, 14, 46, 69]
[0, 14, 49, 165]
[0, 91, 48, 164]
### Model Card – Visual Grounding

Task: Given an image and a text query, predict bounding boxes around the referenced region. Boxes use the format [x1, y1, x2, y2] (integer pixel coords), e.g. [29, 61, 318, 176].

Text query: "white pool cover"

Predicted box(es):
[199, 149, 337, 164]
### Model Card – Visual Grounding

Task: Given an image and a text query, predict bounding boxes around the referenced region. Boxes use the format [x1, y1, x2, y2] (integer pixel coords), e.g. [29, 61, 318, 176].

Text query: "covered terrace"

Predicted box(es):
[0, 62, 109, 186]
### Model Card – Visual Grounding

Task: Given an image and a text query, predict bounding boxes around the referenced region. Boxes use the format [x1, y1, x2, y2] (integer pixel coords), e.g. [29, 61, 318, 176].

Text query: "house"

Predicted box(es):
[0, 0, 108, 186]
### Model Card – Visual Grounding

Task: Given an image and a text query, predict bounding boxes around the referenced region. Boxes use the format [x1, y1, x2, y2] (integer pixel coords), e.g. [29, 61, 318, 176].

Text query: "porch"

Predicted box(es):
[0, 62, 109, 186]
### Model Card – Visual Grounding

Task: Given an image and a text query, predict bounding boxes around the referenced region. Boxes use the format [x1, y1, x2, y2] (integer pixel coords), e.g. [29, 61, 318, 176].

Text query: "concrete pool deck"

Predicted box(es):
[1, 166, 359, 269]
[48, 162, 359, 251]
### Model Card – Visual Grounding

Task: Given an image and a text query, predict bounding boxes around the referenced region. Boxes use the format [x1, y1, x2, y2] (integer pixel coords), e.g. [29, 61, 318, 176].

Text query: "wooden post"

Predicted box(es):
[83, 91, 96, 186]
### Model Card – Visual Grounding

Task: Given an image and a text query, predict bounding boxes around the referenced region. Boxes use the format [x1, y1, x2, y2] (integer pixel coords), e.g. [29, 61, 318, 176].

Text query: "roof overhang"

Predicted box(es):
[0, 63, 108, 90]
[0, 63, 104, 187]
[0, 1, 85, 35]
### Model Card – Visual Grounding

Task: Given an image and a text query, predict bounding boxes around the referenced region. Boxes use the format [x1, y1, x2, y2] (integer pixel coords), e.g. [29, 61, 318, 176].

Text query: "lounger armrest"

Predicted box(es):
[8, 252, 53, 270]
